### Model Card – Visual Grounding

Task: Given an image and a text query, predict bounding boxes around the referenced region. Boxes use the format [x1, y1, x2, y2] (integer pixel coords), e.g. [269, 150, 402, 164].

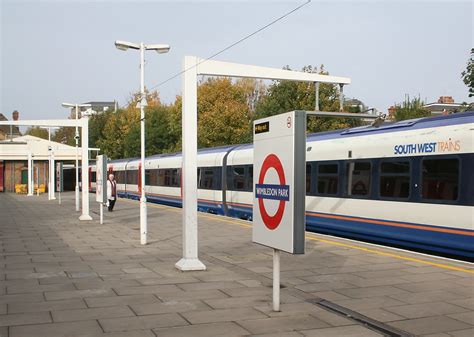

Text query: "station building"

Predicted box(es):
[0, 135, 82, 193]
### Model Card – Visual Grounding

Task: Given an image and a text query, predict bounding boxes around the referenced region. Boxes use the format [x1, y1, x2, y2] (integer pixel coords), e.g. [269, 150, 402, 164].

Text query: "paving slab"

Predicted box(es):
[153, 321, 250, 337]
[1, 192, 473, 337]
[9, 320, 103, 337]
[99, 313, 188, 332]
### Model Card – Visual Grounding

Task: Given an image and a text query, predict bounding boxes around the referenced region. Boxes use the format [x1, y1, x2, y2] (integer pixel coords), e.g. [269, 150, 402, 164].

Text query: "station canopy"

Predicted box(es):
[0, 135, 82, 161]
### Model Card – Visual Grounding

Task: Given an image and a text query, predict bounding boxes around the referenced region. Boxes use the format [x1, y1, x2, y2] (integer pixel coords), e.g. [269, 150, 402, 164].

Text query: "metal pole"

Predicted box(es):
[79, 117, 92, 220]
[140, 42, 148, 245]
[51, 150, 55, 200]
[339, 84, 344, 112]
[43, 162, 46, 196]
[48, 128, 52, 200]
[36, 166, 39, 196]
[315, 82, 320, 111]
[59, 191, 61, 205]
[100, 203, 103, 225]
[75, 104, 80, 212]
[273, 248, 280, 312]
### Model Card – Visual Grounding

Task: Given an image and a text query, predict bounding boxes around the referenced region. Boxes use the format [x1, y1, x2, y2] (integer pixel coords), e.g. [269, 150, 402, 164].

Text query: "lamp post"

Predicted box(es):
[115, 40, 170, 245]
[40, 126, 59, 200]
[62, 103, 91, 212]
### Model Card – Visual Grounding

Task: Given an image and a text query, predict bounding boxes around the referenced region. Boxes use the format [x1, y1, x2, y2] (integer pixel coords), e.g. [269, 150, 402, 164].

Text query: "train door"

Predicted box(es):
[224, 148, 253, 219]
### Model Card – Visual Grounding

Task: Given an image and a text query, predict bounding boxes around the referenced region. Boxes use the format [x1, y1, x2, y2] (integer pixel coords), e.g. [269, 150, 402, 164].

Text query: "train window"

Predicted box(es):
[160, 169, 180, 187]
[126, 170, 138, 184]
[346, 162, 371, 197]
[306, 164, 312, 194]
[228, 166, 246, 191]
[157, 168, 180, 187]
[199, 168, 214, 190]
[171, 169, 180, 187]
[147, 169, 157, 186]
[247, 165, 253, 192]
[115, 171, 125, 184]
[198, 167, 221, 190]
[317, 163, 338, 195]
[422, 158, 459, 201]
[380, 161, 410, 199]
[145, 170, 151, 186]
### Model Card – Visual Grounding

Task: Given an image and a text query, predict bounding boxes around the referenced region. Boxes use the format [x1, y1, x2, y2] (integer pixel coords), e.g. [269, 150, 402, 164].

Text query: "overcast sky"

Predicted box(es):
[1, 0, 472, 122]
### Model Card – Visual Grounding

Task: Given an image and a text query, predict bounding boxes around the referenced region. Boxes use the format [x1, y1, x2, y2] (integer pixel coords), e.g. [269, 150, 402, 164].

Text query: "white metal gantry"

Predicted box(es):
[177, 56, 351, 271]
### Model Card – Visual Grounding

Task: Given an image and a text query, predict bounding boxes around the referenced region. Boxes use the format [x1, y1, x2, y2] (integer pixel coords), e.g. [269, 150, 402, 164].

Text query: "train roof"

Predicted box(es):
[108, 157, 139, 164]
[306, 110, 474, 142]
[225, 111, 474, 149]
[146, 144, 237, 160]
[102, 111, 473, 165]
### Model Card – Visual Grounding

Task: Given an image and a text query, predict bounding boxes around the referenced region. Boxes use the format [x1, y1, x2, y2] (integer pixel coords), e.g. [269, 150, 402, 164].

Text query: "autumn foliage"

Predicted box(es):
[52, 66, 365, 159]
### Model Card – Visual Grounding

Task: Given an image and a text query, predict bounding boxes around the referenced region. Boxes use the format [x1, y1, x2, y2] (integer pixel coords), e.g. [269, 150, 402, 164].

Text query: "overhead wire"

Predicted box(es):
[146, 0, 312, 92]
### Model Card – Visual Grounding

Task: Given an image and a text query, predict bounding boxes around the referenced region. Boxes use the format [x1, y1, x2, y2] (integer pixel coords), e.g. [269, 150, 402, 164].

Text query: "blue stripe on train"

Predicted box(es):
[305, 213, 474, 259]
[118, 192, 473, 259]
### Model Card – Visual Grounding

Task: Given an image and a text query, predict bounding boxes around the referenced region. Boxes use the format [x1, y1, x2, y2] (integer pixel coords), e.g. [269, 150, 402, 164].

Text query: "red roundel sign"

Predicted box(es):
[256, 154, 290, 230]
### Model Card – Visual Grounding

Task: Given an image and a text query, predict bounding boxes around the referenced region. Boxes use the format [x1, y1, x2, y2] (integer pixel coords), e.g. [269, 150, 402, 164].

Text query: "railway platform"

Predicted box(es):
[0, 192, 473, 337]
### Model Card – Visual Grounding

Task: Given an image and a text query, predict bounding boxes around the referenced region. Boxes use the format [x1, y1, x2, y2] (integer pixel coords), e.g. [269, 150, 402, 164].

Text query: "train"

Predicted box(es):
[90, 112, 474, 260]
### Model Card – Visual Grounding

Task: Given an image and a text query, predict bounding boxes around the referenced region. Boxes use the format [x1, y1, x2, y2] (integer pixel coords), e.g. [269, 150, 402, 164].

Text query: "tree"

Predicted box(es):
[97, 108, 139, 159]
[197, 77, 253, 148]
[25, 126, 49, 140]
[166, 96, 182, 153]
[97, 90, 165, 159]
[393, 95, 430, 121]
[255, 65, 362, 133]
[89, 111, 112, 149]
[123, 105, 175, 157]
[52, 109, 76, 146]
[461, 48, 474, 97]
[53, 126, 75, 146]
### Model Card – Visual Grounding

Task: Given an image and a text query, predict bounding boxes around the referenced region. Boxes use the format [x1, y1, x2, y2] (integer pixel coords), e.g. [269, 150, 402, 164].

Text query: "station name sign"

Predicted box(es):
[252, 111, 306, 254]
[255, 184, 290, 201]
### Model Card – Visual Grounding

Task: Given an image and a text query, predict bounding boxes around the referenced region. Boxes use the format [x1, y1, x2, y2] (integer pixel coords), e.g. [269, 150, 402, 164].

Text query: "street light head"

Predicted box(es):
[146, 44, 170, 54]
[115, 40, 140, 51]
[62, 103, 92, 109]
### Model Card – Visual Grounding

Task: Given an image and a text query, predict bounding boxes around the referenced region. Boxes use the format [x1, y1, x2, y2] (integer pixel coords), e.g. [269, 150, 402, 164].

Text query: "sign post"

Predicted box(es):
[56, 162, 63, 205]
[96, 155, 107, 225]
[36, 166, 40, 196]
[253, 110, 306, 312]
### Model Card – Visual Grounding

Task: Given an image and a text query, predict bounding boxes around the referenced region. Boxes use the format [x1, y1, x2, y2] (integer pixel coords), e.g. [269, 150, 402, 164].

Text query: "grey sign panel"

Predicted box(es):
[55, 162, 63, 192]
[96, 155, 107, 204]
[252, 110, 306, 254]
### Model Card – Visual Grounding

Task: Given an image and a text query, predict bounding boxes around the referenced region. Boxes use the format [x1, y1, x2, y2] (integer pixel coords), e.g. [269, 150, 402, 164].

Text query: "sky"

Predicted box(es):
[1, 0, 472, 123]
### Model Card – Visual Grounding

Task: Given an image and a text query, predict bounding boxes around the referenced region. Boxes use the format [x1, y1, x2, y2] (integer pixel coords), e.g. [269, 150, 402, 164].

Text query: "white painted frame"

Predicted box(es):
[176, 56, 351, 271]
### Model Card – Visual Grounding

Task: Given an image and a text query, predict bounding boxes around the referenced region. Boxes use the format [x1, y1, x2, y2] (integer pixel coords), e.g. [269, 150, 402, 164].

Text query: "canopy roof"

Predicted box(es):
[0, 135, 82, 161]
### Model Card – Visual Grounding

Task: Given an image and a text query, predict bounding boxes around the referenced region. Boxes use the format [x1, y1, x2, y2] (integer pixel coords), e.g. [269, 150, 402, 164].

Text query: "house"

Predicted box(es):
[0, 111, 21, 140]
[423, 96, 464, 115]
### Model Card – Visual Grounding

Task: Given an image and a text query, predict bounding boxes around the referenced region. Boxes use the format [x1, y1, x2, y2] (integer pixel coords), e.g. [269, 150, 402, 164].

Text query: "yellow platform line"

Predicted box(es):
[122, 198, 474, 275]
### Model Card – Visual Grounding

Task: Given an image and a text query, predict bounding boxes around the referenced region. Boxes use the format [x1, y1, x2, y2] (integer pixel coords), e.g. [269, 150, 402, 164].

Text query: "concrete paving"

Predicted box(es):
[0, 192, 473, 337]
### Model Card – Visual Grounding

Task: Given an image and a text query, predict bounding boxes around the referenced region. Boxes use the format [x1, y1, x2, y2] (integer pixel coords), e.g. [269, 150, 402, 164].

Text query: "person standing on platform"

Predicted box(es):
[107, 173, 117, 212]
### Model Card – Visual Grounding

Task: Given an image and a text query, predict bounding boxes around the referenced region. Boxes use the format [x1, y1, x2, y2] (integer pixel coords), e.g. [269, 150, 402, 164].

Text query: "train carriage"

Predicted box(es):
[90, 112, 474, 259]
